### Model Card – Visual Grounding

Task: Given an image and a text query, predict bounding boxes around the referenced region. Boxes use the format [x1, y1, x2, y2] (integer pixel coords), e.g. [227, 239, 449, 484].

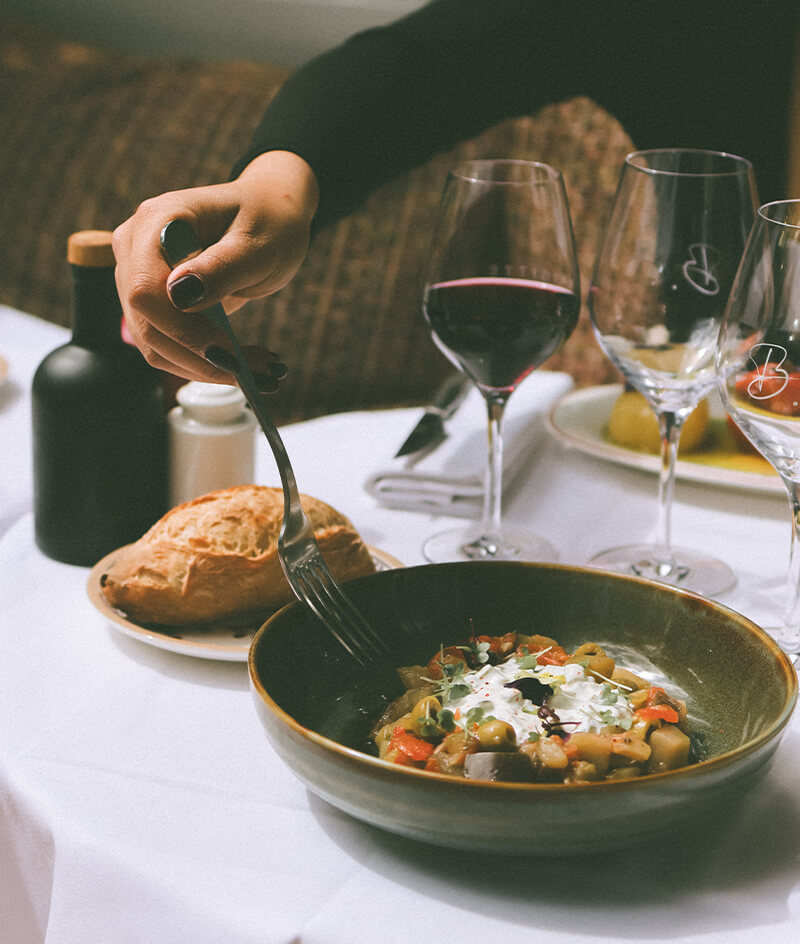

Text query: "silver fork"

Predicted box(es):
[160, 219, 388, 665]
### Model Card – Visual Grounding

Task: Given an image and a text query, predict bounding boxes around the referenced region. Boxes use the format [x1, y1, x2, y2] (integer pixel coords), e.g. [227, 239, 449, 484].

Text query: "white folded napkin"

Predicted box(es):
[364, 371, 574, 517]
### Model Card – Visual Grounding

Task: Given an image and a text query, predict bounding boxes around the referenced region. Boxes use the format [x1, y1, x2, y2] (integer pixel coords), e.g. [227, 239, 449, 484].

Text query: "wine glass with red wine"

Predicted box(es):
[589, 148, 757, 594]
[421, 159, 580, 562]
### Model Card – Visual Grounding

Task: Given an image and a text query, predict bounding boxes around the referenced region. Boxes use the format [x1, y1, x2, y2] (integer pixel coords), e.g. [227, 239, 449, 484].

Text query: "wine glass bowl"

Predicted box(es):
[588, 148, 758, 593]
[716, 199, 800, 654]
[421, 159, 580, 562]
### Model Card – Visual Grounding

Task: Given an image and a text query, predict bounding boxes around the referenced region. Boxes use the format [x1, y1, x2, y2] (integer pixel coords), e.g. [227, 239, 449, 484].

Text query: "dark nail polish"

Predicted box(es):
[169, 273, 206, 310]
[242, 345, 281, 364]
[253, 371, 280, 393]
[204, 345, 240, 372]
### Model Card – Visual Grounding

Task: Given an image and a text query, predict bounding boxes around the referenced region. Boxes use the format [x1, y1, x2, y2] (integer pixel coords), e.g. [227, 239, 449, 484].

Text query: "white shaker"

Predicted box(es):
[168, 382, 256, 506]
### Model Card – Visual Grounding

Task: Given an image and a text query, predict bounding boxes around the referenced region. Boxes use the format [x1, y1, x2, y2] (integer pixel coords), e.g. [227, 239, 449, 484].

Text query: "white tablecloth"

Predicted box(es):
[2, 305, 800, 944]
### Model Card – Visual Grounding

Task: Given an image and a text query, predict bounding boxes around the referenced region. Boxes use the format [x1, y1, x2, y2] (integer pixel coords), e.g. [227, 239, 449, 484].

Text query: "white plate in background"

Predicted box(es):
[547, 384, 782, 496]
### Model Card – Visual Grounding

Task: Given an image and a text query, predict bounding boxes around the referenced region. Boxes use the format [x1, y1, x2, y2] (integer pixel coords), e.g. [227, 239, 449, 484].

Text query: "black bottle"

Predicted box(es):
[32, 230, 168, 565]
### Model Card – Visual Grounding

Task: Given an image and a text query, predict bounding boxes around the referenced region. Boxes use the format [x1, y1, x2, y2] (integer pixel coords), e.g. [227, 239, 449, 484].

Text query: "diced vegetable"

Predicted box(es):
[536, 646, 569, 666]
[410, 695, 443, 738]
[475, 719, 517, 751]
[464, 751, 534, 782]
[425, 646, 468, 680]
[566, 643, 616, 681]
[474, 632, 517, 659]
[610, 733, 652, 764]
[606, 765, 642, 780]
[635, 705, 680, 724]
[534, 735, 570, 770]
[563, 732, 612, 776]
[385, 727, 436, 766]
[610, 667, 650, 692]
[648, 724, 691, 773]
[369, 685, 435, 738]
[396, 664, 429, 690]
[644, 686, 688, 730]
[568, 760, 599, 783]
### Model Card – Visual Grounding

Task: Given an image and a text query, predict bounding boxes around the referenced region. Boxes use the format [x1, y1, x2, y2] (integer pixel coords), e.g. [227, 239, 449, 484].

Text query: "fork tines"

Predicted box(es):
[293, 559, 388, 665]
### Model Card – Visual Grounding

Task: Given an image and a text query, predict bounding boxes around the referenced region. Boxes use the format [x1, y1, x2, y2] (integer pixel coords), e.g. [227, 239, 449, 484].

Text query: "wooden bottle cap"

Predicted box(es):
[67, 230, 116, 267]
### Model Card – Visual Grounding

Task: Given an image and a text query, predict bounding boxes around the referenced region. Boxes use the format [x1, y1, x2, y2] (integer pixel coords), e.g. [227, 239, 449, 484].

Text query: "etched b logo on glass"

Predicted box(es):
[682, 244, 720, 296]
[747, 343, 789, 399]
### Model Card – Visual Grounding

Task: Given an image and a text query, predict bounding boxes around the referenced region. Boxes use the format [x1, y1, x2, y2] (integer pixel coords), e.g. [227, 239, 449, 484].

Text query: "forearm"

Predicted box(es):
[232, 0, 798, 226]
[231, 0, 548, 227]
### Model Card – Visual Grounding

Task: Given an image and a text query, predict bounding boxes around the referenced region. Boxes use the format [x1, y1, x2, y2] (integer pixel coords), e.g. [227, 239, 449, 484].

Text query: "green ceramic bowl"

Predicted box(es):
[249, 562, 797, 855]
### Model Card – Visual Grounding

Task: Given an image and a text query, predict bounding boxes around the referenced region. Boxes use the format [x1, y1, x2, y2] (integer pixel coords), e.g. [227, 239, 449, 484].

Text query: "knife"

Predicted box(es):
[394, 373, 472, 459]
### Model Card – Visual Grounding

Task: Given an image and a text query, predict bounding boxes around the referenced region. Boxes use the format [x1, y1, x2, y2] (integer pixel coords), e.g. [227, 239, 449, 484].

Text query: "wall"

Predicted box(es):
[3, 0, 425, 66]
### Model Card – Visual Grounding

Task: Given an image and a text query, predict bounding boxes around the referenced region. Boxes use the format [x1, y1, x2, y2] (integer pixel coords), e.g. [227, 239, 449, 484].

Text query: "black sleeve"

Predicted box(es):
[232, 0, 797, 227]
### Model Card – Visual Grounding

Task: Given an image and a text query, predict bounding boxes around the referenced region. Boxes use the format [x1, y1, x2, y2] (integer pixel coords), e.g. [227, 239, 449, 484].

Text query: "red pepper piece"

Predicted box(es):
[635, 705, 680, 724]
[387, 729, 436, 765]
[536, 646, 569, 666]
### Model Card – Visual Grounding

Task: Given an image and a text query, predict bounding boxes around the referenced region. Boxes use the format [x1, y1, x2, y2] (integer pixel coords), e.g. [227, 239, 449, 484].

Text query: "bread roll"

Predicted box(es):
[100, 485, 376, 625]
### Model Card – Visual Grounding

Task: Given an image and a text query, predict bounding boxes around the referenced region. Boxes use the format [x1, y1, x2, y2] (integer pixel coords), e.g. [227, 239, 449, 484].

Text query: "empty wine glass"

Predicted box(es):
[716, 199, 800, 654]
[589, 148, 757, 594]
[421, 159, 580, 562]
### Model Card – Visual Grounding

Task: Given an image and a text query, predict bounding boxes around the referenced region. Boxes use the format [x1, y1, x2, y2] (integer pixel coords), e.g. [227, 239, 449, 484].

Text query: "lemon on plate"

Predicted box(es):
[607, 390, 710, 454]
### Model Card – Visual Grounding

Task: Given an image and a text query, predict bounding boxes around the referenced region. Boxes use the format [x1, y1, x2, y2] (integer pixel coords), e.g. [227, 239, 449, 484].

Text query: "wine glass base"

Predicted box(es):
[423, 525, 559, 564]
[588, 543, 736, 596]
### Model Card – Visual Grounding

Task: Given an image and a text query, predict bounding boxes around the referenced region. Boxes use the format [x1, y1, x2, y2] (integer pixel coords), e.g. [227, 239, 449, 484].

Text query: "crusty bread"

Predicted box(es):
[99, 485, 376, 625]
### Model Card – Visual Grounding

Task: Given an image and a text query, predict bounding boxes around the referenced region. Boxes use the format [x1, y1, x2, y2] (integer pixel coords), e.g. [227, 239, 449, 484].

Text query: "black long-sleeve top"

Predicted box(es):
[233, 0, 799, 228]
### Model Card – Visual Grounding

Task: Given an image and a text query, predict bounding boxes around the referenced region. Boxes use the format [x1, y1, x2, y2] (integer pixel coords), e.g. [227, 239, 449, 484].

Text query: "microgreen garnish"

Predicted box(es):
[437, 708, 456, 732]
[464, 705, 495, 728]
[459, 638, 491, 665]
[599, 683, 621, 705]
[516, 653, 541, 670]
[601, 710, 632, 729]
[414, 698, 458, 737]
[422, 650, 472, 703]
[415, 715, 441, 738]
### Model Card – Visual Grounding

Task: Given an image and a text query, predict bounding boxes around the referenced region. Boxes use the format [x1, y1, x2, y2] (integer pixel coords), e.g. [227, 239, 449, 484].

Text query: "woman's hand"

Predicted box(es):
[112, 150, 319, 384]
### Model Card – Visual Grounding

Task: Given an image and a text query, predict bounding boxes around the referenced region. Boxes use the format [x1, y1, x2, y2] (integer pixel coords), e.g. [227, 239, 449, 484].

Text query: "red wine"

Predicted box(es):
[423, 277, 579, 392]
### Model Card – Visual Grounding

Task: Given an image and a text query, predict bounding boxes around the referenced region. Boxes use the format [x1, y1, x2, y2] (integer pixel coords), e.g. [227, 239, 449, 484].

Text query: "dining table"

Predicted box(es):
[2, 303, 800, 944]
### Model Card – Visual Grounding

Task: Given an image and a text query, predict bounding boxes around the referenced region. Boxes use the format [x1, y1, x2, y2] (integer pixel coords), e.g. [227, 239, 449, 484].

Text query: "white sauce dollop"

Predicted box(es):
[445, 658, 633, 745]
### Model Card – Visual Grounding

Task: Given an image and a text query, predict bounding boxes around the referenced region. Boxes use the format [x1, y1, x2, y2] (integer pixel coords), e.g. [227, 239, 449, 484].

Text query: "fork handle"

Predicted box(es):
[159, 219, 303, 527]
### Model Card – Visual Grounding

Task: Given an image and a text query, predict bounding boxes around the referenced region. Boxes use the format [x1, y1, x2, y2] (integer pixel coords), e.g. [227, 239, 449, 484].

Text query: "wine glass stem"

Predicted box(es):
[779, 480, 800, 654]
[481, 394, 508, 545]
[654, 410, 685, 576]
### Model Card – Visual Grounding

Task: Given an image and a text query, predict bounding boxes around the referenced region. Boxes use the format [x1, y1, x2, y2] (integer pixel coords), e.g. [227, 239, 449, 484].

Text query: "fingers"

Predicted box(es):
[112, 152, 317, 383]
[113, 195, 232, 381]
[162, 152, 318, 316]
[123, 313, 231, 384]
[114, 201, 269, 382]
[204, 344, 288, 394]
[163, 215, 307, 313]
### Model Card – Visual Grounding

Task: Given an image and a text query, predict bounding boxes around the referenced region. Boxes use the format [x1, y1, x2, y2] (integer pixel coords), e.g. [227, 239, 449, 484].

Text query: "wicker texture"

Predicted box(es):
[0, 19, 627, 423]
